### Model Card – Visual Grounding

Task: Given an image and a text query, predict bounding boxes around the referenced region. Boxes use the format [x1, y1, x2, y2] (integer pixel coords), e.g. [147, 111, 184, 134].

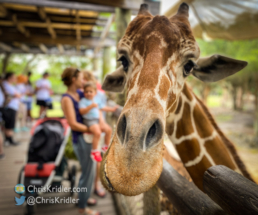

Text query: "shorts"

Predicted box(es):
[23, 101, 32, 110]
[2, 108, 16, 129]
[36, 99, 53, 109]
[84, 119, 99, 127]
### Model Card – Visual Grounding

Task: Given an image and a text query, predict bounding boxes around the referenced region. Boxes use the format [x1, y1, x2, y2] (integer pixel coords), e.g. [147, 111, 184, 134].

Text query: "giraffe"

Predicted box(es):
[100, 3, 252, 196]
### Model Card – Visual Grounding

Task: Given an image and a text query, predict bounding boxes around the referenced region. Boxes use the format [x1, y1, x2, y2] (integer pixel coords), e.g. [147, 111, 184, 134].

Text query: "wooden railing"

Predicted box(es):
[106, 109, 258, 215]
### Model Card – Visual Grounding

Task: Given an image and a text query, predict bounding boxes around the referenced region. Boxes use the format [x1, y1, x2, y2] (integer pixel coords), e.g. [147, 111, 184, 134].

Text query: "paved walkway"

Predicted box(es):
[0, 131, 116, 215]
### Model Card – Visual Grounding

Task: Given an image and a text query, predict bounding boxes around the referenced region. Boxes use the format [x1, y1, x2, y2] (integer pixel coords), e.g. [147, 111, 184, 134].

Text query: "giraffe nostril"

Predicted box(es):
[145, 119, 163, 149]
[117, 114, 127, 144]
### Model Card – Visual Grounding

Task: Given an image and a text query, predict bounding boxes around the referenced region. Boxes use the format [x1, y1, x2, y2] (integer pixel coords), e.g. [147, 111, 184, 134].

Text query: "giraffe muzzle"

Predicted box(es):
[116, 111, 164, 150]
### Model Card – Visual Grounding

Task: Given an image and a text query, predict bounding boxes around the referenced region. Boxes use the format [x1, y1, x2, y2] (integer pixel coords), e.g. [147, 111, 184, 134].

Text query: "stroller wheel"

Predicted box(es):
[69, 165, 76, 196]
[18, 166, 24, 184]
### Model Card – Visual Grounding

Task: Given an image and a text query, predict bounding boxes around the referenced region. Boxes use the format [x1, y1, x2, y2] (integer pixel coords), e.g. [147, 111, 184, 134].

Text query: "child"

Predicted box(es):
[79, 82, 118, 162]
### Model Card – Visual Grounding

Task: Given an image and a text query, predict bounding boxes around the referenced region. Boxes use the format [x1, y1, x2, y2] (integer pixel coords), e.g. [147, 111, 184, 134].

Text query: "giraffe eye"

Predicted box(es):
[183, 60, 195, 77]
[118, 56, 129, 72]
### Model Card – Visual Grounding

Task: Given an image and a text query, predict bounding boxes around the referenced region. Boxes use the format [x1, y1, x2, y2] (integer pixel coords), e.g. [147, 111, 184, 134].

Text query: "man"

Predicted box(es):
[35, 72, 53, 117]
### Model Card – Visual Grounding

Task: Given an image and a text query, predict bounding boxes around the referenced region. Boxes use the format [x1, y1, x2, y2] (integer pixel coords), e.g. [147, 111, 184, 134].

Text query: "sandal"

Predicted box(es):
[87, 198, 97, 206]
[94, 188, 106, 198]
[85, 208, 101, 215]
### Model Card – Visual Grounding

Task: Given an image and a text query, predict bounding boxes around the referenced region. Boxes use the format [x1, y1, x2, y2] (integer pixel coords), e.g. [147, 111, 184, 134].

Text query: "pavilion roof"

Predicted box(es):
[0, 0, 144, 56]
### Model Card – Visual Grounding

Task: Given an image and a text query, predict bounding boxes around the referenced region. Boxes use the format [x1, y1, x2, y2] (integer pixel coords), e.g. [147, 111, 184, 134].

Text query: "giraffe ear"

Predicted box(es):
[192, 55, 248, 82]
[176, 2, 189, 18]
[102, 66, 126, 93]
[138, 3, 152, 16]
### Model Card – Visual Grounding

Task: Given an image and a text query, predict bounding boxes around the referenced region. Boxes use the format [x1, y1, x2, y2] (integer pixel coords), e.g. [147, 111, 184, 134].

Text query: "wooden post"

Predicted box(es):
[203, 165, 258, 215]
[115, 7, 131, 106]
[143, 185, 160, 215]
[157, 159, 226, 215]
[102, 46, 111, 81]
[92, 57, 99, 72]
[2, 52, 11, 75]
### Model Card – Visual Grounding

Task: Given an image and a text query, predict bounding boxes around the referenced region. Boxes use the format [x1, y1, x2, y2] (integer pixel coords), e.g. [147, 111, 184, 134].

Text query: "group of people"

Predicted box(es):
[61, 68, 120, 215]
[0, 67, 116, 215]
[0, 71, 53, 160]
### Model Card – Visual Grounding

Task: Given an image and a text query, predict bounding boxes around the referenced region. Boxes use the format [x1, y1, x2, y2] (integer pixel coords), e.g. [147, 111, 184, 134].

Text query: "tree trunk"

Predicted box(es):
[236, 87, 244, 111]
[22, 54, 37, 74]
[201, 84, 211, 105]
[232, 85, 237, 111]
[115, 7, 131, 106]
[1, 52, 11, 75]
[102, 47, 111, 81]
[92, 57, 99, 73]
[254, 86, 258, 146]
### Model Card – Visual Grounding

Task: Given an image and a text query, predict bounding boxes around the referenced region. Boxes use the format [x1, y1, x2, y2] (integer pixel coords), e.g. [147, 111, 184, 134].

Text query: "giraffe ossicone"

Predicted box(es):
[100, 3, 249, 196]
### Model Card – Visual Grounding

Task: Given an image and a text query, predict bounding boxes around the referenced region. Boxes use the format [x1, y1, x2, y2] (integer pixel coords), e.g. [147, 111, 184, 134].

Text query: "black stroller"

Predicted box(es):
[18, 118, 76, 215]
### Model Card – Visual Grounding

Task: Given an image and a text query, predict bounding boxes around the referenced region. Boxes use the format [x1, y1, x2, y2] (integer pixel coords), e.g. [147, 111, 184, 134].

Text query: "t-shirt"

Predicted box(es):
[24, 84, 34, 103]
[79, 97, 104, 120]
[16, 84, 27, 102]
[36, 78, 51, 100]
[2, 81, 19, 111]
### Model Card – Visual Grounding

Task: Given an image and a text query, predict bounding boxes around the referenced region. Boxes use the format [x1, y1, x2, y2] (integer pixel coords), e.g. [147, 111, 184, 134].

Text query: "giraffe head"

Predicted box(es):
[100, 3, 247, 196]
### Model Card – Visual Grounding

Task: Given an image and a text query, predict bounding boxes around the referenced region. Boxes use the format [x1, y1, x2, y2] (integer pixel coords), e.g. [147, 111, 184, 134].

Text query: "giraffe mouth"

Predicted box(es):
[104, 162, 115, 192]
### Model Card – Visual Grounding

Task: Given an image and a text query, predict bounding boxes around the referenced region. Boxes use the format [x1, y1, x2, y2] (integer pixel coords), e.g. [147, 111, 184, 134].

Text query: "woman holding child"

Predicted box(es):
[61, 68, 100, 215]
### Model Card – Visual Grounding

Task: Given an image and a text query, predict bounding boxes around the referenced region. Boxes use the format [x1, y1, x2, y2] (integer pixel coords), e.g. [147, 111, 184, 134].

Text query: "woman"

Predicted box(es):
[61, 68, 100, 215]
[24, 71, 34, 124]
[2, 72, 20, 146]
[16, 75, 29, 132]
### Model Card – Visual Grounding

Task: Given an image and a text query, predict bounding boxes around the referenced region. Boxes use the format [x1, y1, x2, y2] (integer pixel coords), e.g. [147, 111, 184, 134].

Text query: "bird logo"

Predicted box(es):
[15, 196, 26, 206]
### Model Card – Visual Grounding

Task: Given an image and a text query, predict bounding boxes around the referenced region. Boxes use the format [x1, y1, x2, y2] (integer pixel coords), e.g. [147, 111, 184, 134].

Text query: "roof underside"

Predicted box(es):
[0, 0, 144, 55]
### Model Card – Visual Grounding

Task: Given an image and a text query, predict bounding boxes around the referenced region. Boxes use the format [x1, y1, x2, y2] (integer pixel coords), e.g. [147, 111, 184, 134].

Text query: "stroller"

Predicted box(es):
[18, 117, 76, 215]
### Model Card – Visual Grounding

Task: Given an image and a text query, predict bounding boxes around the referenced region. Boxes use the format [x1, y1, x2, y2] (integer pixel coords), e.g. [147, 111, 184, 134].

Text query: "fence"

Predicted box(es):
[106, 106, 258, 215]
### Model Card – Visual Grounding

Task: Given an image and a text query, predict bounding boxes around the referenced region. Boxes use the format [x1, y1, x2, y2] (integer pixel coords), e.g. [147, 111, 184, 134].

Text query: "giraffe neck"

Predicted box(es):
[166, 83, 253, 190]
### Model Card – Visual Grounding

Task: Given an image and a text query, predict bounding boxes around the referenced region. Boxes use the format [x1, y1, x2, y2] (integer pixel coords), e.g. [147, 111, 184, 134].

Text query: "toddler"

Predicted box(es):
[79, 82, 118, 162]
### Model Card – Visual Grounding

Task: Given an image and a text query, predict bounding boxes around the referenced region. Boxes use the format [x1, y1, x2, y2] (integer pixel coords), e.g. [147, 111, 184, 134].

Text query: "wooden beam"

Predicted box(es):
[37, 7, 56, 39]
[0, 0, 115, 12]
[0, 42, 12, 52]
[0, 5, 7, 17]
[57, 44, 64, 54]
[46, 17, 56, 39]
[204, 165, 258, 215]
[38, 7, 46, 20]
[0, 32, 115, 47]
[76, 10, 81, 41]
[39, 43, 48, 54]
[0, 47, 88, 56]
[94, 14, 115, 56]
[157, 160, 226, 215]
[12, 14, 30, 37]
[49, 16, 105, 24]
[0, 20, 94, 30]
[13, 42, 30, 52]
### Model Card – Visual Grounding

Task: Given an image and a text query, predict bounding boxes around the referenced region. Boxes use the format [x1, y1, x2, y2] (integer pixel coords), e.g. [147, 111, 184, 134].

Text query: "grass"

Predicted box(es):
[31, 101, 64, 118]
[207, 95, 221, 108]
[214, 114, 232, 122]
